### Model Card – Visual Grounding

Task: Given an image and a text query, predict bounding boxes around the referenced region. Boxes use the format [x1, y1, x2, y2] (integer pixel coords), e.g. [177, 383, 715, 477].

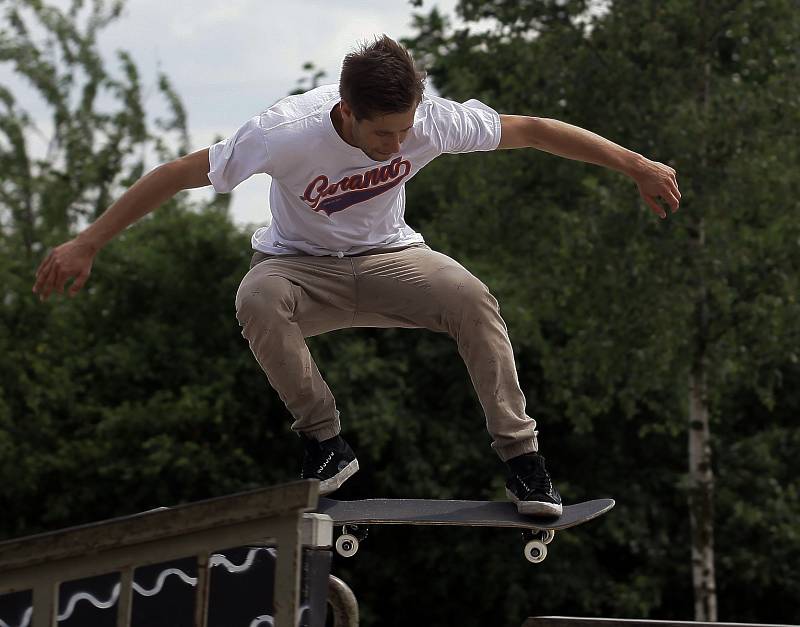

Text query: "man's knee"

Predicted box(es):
[433, 266, 496, 312]
[235, 273, 296, 326]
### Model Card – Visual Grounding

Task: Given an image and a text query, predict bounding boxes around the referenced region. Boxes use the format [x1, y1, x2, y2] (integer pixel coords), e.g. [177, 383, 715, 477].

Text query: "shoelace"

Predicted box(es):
[518, 470, 553, 496]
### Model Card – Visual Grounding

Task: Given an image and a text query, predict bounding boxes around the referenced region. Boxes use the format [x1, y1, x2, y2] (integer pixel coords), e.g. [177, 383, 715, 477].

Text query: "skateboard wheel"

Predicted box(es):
[540, 529, 555, 545]
[336, 534, 359, 558]
[524, 539, 547, 564]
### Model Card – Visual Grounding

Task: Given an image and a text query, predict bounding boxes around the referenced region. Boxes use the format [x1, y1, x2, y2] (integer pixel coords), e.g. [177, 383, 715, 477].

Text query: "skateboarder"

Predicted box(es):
[32, 36, 680, 516]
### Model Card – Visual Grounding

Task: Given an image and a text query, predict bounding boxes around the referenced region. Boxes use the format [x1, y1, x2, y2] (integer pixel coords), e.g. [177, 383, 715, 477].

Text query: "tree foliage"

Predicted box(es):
[398, 0, 800, 623]
[0, 0, 258, 539]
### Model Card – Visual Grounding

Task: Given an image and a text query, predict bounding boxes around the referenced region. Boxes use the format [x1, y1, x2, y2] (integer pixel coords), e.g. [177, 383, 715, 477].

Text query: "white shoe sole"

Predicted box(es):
[506, 488, 563, 516]
[319, 459, 359, 496]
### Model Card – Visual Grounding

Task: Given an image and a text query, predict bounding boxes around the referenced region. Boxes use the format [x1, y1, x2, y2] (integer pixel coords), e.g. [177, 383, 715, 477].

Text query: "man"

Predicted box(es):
[33, 35, 680, 516]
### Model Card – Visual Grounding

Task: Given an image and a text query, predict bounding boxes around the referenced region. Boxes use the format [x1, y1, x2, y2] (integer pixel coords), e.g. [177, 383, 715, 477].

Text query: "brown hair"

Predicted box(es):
[339, 35, 426, 121]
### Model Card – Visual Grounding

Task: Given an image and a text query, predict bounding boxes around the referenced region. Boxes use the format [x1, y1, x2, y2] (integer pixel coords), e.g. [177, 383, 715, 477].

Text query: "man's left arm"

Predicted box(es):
[499, 115, 681, 219]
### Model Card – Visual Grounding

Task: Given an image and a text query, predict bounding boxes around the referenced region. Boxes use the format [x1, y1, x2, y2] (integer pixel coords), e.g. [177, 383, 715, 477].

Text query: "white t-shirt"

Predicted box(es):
[207, 84, 501, 257]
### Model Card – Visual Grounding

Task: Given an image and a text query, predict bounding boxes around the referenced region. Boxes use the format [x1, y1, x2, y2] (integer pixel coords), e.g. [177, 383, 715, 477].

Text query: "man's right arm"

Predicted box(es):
[33, 148, 212, 301]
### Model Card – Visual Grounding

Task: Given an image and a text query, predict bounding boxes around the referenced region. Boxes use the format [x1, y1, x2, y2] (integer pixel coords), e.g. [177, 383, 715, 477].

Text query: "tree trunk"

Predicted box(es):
[688, 361, 717, 621]
[687, 8, 718, 614]
[687, 189, 717, 621]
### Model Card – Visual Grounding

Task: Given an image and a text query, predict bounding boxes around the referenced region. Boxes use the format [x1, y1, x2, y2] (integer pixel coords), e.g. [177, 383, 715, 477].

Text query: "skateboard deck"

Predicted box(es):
[315, 497, 614, 563]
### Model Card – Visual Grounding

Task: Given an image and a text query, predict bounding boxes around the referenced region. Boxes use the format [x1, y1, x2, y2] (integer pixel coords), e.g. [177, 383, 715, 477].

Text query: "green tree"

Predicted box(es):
[0, 0, 269, 538]
[0, 0, 190, 249]
[403, 0, 800, 622]
[290, 61, 327, 96]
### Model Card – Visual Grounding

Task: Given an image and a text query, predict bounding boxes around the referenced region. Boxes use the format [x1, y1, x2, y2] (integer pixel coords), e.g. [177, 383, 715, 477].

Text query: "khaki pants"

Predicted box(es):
[235, 244, 537, 462]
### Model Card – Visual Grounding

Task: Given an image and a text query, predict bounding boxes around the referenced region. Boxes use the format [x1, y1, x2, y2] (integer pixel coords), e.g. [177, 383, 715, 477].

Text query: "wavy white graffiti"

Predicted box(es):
[2, 547, 284, 626]
[58, 587, 119, 620]
[0, 606, 31, 627]
[209, 547, 277, 575]
[132, 567, 198, 597]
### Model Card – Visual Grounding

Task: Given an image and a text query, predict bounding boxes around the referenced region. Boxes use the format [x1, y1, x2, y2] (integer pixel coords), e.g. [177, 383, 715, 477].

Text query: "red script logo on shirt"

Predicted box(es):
[300, 156, 411, 216]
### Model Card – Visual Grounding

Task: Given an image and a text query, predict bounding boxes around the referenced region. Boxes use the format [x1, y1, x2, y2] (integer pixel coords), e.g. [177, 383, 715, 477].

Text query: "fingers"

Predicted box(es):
[638, 159, 681, 218]
[38, 269, 62, 301]
[648, 192, 679, 217]
[640, 179, 681, 219]
[668, 172, 681, 211]
[664, 188, 680, 213]
[642, 193, 667, 219]
[35, 251, 53, 280]
[68, 268, 91, 297]
[34, 266, 82, 301]
[33, 253, 57, 301]
[32, 245, 88, 301]
[55, 267, 68, 296]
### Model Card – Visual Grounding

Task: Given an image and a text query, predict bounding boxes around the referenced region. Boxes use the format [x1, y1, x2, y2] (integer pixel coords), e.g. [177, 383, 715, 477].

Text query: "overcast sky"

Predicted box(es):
[2, 0, 461, 228]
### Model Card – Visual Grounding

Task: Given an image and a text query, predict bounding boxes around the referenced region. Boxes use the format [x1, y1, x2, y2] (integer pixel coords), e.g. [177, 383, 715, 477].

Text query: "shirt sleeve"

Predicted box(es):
[426, 95, 502, 154]
[207, 115, 272, 193]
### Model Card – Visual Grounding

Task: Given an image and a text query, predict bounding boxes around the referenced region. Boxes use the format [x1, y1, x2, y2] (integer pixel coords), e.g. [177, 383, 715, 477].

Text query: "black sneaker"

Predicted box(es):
[299, 433, 359, 495]
[505, 452, 563, 516]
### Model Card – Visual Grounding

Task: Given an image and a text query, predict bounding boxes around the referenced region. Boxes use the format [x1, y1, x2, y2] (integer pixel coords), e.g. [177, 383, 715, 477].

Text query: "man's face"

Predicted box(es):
[346, 104, 417, 162]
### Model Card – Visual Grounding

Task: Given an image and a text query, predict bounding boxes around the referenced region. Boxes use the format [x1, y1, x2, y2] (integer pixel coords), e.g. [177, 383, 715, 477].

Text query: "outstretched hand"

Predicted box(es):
[33, 238, 96, 302]
[634, 158, 681, 219]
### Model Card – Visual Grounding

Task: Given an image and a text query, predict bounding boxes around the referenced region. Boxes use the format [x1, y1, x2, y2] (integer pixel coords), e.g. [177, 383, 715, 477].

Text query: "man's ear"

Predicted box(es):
[340, 99, 354, 121]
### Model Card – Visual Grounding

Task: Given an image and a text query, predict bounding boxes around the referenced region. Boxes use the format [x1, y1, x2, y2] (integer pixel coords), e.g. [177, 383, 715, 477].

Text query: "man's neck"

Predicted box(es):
[330, 103, 354, 146]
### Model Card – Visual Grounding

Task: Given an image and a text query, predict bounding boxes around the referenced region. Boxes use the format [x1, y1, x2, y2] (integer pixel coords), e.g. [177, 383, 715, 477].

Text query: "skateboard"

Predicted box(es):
[315, 497, 614, 564]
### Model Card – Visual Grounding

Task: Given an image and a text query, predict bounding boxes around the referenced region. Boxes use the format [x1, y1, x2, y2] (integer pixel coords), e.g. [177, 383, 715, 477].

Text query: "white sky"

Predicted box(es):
[1, 0, 461, 228]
